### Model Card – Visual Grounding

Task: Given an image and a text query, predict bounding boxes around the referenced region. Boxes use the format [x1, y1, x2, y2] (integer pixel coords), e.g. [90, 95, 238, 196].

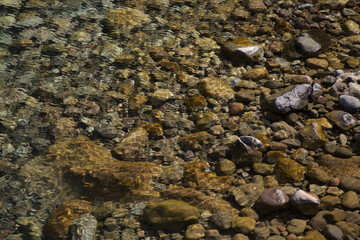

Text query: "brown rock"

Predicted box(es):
[244, 68, 268, 80]
[46, 199, 92, 240]
[160, 186, 239, 217]
[112, 127, 149, 161]
[183, 160, 231, 193]
[274, 158, 306, 183]
[305, 58, 329, 69]
[184, 95, 208, 111]
[46, 137, 161, 199]
[229, 102, 244, 115]
[179, 131, 215, 150]
[317, 154, 360, 178]
[200, 77, 235, 101]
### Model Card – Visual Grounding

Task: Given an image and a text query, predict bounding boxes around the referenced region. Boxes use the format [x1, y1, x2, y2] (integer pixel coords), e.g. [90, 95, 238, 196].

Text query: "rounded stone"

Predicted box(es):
[290, 190, 320, 215]
[338, 95, 360, 113]
[232, 217, 256, 234]
[342, 191, 359, 209]
[320, 195, 341, 210]
[210, 211, 233, 230]
[244, 68, 268, 80]
[143, 200, 200, 231]
[322, 224, 343, 240]
[229, 102, 244, 115]
[303, 230, 326, 240]
[287, 219, 307, 235]
[274, 158, 307, 183]
[184, 224, 206, 240]
[255, 188, 289, 214]
[216, 159, 236, 176]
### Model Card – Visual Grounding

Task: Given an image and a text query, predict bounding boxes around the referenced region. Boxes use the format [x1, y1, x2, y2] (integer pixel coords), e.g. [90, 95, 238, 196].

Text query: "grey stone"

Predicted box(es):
[238, 122, 252, 136]
[309, 210, 331, 231]
[322, 224, 343, 240]
[285, 30, 332, 59]
[271, 121, 297, 137]
[330, 70, 360, 98]
[69, 213, 97, 240]
[223, 38, 264, 63]
[210, 211, 233, 230]
[253, 227, 270, 240]
[339, 95, 360, 113]
[266, 84, 312, 113]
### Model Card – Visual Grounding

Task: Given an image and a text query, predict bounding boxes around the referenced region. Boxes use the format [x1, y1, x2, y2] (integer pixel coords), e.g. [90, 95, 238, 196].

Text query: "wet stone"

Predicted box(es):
[216, 159, 236, 176]
[265, 84, 312, 113]
[210, 211, 233, 230]
[185, 224, 206, 240]
[291, 190, 320, 215]
[232, 183, 265, 208]
[69, 213, 97, 240]
[342, 191, 359, 209]
[243, 68, 268, 81]
[303, 230, 326, 240]
[253, 227, 270, 240]
[104, 8, 151, 36]
[287, 219, 307, 235]
[232, 217, 256, 234]
[46, 199, 92, 240]
[200, 77, 235, 101]
[255, 188, 289, 214]
[325, 110, 356, 131]
[340, 176, 360, 193]
[335, 221, 359, 238]
[322, 224, 343, 240]
[274, 158, 306, 183]
[143, 200, 200, 231]
[298, 122, 327, 150]
[231, 136, 263, 166]
[222, 38, 264, 64]
[320, 195, 341, 210]
[112, 127, 148, 161]
[285, 30, 332, 59]
[330, 70, 360, 98]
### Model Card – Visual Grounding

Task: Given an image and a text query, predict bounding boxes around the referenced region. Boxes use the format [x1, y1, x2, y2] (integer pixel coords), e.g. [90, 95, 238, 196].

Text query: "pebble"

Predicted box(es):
[287, 219, 307, 235]
[322, 224, 343, 240]
[342, 191, 360, 209]
[231, 217, 256, 234]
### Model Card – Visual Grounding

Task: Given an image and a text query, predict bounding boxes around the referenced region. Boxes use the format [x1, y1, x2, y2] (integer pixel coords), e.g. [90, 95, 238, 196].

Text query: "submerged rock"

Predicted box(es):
[143, 200, 200, 231]
[46, 137, 161, 199]
[112, 127, 149, 161]
[266, 84, 312, 113]
[255, 188, 289, 214]
[222, 38, 264, 63]
[231, 136, 264, 166]
[274, 157, 306, 183]
[46, 199, 92, 240]
[284, 30, 332, 59]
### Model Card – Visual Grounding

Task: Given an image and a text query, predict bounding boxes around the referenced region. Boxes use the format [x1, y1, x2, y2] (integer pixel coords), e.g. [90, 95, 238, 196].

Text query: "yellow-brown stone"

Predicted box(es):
[112, 127, 148, 161]
[274, 158, 306, 183]
[160, 186, 239, 217]
[184, 95, 208, 111]
[144, 122, 164, 137]
[183, 160, 231, 193]
[46, 199, 92, 240]
[129, 94, 148, 111]
[179, 131, 215, 150]
[46, 137, 160, 198]
[317, 154, 360, 178]
[199, 77, 235, 101]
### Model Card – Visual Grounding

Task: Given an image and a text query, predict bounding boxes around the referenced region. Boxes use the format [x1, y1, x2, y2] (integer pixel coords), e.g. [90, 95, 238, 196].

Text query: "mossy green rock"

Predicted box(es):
[274, 158, 306, 183]
[143, 200, 200, 231]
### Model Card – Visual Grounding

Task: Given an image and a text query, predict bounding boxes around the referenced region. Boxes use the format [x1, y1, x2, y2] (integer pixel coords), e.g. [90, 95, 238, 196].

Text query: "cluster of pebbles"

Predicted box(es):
[2, 0, 360, 239]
